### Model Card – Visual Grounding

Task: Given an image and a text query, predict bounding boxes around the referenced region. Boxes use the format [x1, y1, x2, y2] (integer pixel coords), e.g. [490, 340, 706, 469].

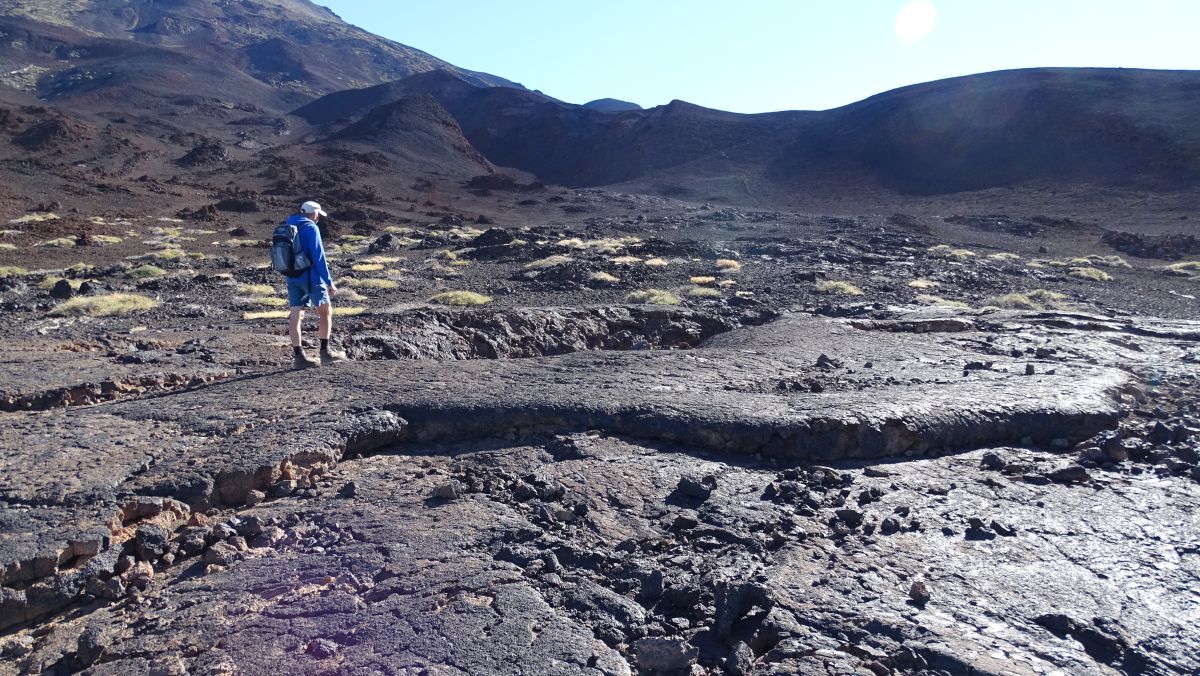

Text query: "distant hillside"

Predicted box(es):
[299, 67, 1200, 195]
[583, 98, 643, 113]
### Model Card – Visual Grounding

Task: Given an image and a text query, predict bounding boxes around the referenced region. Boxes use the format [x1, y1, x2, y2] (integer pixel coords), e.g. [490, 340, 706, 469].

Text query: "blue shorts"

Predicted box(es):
[286, 276, 330, 308]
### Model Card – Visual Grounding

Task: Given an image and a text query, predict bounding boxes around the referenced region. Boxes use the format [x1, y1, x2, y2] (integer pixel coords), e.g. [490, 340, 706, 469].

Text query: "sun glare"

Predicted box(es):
[895, 0, 937, 43]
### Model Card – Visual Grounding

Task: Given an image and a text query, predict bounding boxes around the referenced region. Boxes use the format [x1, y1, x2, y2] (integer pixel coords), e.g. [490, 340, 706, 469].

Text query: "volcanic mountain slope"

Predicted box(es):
[0, 0, 515, 117]
[298, 67, 1200, 198]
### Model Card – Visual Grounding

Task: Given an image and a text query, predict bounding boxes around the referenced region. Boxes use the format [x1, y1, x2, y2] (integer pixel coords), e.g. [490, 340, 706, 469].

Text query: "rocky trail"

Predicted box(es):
[2, 306, 1198, 674]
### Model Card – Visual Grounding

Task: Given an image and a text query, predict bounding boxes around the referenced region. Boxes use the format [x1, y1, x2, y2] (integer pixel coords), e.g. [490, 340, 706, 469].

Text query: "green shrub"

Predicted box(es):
[127, 265, 166, 279]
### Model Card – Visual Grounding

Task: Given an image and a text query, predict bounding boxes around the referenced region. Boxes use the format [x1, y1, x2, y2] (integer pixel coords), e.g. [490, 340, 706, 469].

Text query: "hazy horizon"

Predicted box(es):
[318, 0, 1200, 114]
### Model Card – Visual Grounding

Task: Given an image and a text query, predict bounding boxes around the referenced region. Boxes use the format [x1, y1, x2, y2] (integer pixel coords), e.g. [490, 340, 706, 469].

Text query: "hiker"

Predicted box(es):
[272, 200, 348, 369]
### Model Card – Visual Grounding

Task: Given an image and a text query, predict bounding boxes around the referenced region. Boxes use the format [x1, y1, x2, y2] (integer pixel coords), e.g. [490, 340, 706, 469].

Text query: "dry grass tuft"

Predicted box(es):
[127, 265, 166, 279]
[334, 306, 366, 316]
[0, 265, 28, 276]
[689, 276, 717, 285]
[928, 245, 976, 261]
[687, 286, 721, 298]
[558, 236, 640, 253]
[589, 271, 619, 284]
[1164, 261, 1200, 276]
[988, 252, 1021, 261]
[10, 212, 58, 225]
[915, 294, 970, 308]
[223, 239, 261, 248]
[0, 243, 15, 250]
[609, 255, 641, 265]
[1071, 255, 1130, 268]
[347, 278, 399, 289]
[237, 284, 275, 296]
[625, 289, 681, 305]
[908, 279, 940, 289]
[35, 237, 76, 248]
[715, 258, 742, 271]
[430, 291, 492, 306]
[92, 235, 123, 245]
[247, 296, 287, 307]
[1069, 266, 1113, 282]
[352, 263, 385, 272]
[242, 309, 289, 320]
[525, 255, 573, 269]
[52, 294, 157, 317]
[643, 257, 669, 268]
[816, 280, 864, 295]
[988, 289, 1070, 310]
[338, 288, 368, 302]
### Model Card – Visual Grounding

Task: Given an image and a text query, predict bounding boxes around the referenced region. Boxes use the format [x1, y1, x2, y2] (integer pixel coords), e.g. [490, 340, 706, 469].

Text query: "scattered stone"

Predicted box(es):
[50, 279, 75, 300]
[676, 473, 716, 500]
[432, 481, 465, 500]
[251, 527, 287, 549]
[1048, 464, 1091, 484]
[244, 490, 266, 507]
[635, 637, 698, 673]
[880, 517, 901, 535]
[909, 580, 931, 606]
[980, 452, 1006, 471]
[726, 641, 755, 676]
[204, 541, 240, 566]
[307, 638, 339, 659]
[135, 524, 171, 561]
[76, 626, 109, 668]
[339, 481, 359, 498]
[126, 561, 154, 589]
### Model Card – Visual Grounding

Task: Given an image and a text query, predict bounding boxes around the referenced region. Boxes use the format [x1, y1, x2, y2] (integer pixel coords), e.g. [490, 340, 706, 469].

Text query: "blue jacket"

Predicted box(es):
[286, 214, 332, 288]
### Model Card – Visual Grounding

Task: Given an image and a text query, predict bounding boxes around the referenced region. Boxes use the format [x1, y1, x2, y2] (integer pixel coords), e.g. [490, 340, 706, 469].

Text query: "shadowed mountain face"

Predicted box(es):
[298, 68, 1200, 195]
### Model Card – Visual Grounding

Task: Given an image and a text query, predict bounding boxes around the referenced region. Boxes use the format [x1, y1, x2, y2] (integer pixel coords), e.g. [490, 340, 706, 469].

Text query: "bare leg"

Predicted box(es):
[289, 308, 304, 347]
[317, 303, 332, 340]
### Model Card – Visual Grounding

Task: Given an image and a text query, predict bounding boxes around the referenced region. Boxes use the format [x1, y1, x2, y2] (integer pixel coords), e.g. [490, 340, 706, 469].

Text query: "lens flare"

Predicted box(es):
[895, 0, 937, 43]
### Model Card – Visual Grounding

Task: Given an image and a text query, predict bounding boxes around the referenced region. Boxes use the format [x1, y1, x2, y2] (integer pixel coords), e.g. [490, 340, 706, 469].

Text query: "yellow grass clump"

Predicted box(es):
[715, 259, 742, 271]
[10, 212, 58, 225]
[35, 237, 76, 248]
[1071, 255, 1130, 268]
[352, 263, 385, 272]
[609, 255, 641, 265]
[928, 245, 976, 261]
[242, 309, 289, 320]
[92, 235, 123, 245]
[237, 284, 275, 296]
[644, 257, 669, 268]
[0, 265, 28, 276]
[127, 265, 166, 279]
[1164, 261, 1200, 276]
[223, 239, 261, 248]
[347, 278, 399, 289]
[0, 243, 15, 250]
[589, 271, 619, 284]
[430, 291, 492, 306]
[1069, 266, 1113, 282]
[988, 290, 1070, 310]
[687, 286, 721, 298]
[915, 294, 970, 309]
[558, 237, 640, 253]
[362, 255, 401, 264]
[625, 289, 680, 305]
[816, 280, 864, 295]
[52, 294, 157, 317]
[247, 296, 287, 307]
[689, 276, 717, 285]
[988, 252, 1021, 261]
[525, 255, 573, 269]
[334, 306, 366, 316]
[908, 279, 940, 289]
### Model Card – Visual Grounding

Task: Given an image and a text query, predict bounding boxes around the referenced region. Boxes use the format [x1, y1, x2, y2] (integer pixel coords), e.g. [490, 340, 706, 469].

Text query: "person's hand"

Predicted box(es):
[329, 283, 338, 297]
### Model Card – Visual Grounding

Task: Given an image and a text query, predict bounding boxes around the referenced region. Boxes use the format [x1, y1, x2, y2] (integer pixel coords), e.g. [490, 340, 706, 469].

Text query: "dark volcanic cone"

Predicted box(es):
[328, 93, 494, 174]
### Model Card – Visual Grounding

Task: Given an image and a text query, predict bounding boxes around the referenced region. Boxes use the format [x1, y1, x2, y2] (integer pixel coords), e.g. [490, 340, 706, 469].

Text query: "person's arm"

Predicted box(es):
[299, 222, 334, 288]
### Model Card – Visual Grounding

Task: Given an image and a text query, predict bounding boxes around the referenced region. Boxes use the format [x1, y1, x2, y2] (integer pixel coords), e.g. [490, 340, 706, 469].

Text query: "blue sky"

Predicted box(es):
[319, 0, 1200, 113]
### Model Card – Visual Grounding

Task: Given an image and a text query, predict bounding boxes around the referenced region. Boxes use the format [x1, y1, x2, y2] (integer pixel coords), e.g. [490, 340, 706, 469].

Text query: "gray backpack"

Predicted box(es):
[270, 222, 312, 277]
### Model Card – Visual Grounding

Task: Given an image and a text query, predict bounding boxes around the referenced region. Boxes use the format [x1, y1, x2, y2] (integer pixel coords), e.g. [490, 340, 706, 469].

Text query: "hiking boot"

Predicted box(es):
[320, 348, 348, 365]
[293, 351, 319, 370]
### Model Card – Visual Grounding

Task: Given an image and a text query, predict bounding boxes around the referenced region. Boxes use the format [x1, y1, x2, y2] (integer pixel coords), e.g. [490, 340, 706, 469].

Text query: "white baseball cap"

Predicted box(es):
[300, 201, 327, 218]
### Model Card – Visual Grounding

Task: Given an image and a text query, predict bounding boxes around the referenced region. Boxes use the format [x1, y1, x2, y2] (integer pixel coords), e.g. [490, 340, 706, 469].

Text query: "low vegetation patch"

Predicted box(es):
[10, 212, 58, 225]
[348, 278, 399, 290]
[715, 259, 742, 272]
[526, 255, 573, 269]
[988, 252, 1021, 261]
[35, 237, 76, 248]
[242, 309, 289, 320]
[430, 291, 491, 306]
[362, 255, 401, 264]
[816, 280, 864, 295]
[1069, 266, 1113, 282]
[223, 239, 261, 248]
[247, 296, 287, 307]
[689, 276, 717, 285]
[38, 277, 84, 291]
[687, 286, 721, 298]
[589, 271, 619, 284]
[338, 288, 368, 302]
[908, 278, 940, 289]
[915, 294, 970, 308]
[609, 255, 641, 265]
[0, 265, 28, 276]
[987, 289, 1070, 310]
[334, 306, 366, 316]
[625, 289, 680, 305]
[928, 245, 976, 261]
[558, 236, 640, 253]
[92, 235, 123, 245]
[0, 243, 15, 250]
[51, 294, 157, 317]
[352, 263, 385, 272]
[237, 284, 275, 296]
[644, 257, 669, 268]
[127, 265, 166, 279]
[1071, 254, 1130, 268]
[1165, 261, 1200, 276]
